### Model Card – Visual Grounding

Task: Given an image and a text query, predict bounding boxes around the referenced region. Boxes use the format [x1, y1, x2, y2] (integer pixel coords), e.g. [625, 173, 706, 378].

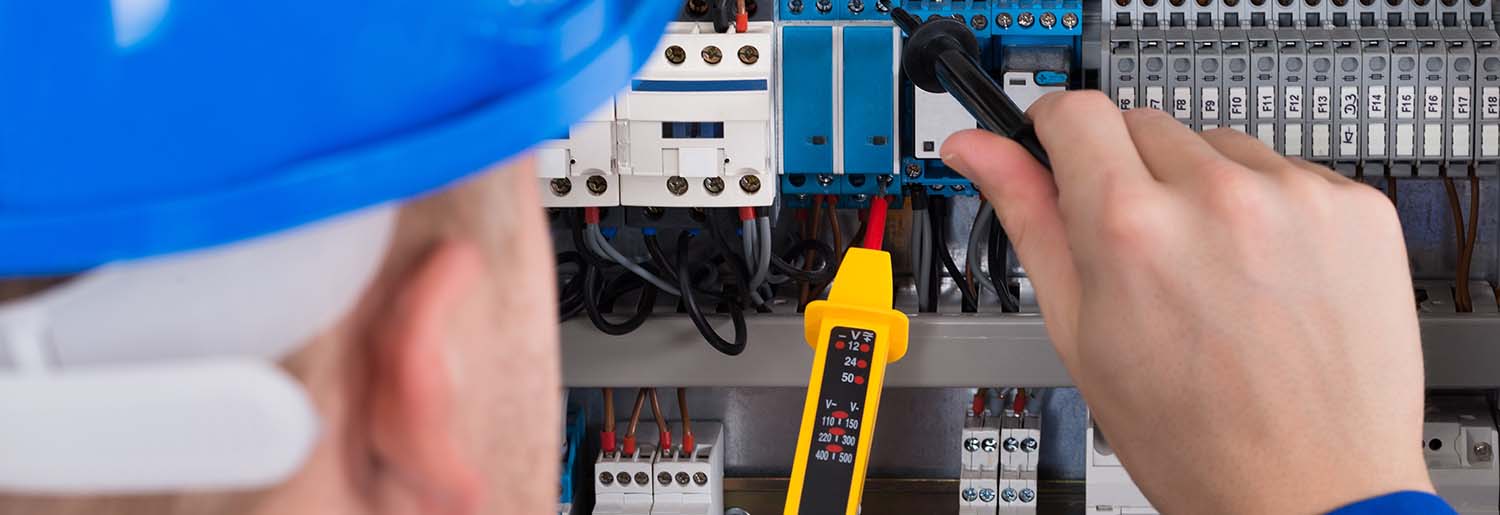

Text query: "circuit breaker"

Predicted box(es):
[650, 422, 725, 515]
[595, 430, 660, 515]
[539, 103, 620, 208]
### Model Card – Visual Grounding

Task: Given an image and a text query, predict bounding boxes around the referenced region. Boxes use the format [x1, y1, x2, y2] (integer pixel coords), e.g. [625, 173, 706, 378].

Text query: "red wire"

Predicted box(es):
[584, 206, 601, 224]
[861, 195, 889, 250]
[738, 206, 756, 222]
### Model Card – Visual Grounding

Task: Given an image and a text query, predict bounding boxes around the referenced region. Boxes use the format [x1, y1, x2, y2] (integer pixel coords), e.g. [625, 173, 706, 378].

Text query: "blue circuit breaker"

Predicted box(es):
[780, 25, 839, 202]
[841, 25, 901, 202]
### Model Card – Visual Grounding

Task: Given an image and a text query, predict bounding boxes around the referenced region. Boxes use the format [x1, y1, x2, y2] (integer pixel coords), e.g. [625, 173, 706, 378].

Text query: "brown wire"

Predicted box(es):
[677, 388, 693, 443]
[603, 388, 615, 433]
[826, 196, 844, 254]
[1460, 175, 1481, 312]
[626, 387, 647, 439]
[800, 201, 827, 308]
[1443, 177, 1473, 312]
[648, 388, 670, 437]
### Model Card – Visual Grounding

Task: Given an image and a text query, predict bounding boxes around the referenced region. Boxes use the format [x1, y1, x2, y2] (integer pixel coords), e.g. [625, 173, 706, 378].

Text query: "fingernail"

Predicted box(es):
[941, 150, 967, 173]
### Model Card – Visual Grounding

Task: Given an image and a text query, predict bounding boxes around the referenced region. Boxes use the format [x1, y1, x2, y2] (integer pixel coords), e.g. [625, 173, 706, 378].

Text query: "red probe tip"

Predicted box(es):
[861, 195, 889, 250]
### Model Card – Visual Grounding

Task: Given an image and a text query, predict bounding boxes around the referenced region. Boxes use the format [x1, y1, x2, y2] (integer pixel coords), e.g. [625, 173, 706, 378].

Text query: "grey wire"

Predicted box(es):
[968, 203, 998, 297]
[914, 210, 931, 309]
[587, 225, 682, 296]
[750, 217, 773, 293]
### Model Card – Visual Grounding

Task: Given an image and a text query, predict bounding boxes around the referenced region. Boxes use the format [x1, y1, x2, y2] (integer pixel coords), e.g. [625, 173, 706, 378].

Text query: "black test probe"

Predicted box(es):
[891, 8, 1052, 170]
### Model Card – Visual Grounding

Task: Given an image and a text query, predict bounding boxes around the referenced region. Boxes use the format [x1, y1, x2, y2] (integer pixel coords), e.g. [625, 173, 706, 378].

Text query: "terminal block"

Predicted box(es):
[959, 468, 1000, 515]
[539, 102, 619, 208]
[594, 430, 659, 515]
[650, 422, 725, 515]
[617, 22, 777, 208]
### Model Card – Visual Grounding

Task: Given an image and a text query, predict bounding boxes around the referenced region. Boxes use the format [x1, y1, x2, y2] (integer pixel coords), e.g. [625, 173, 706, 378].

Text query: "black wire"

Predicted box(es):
[911, 187, 936, 313]
[987, 218, 1021, 313]
[705, 209, 769, 312]
[771, 239, 837, 283]
[929, 196, 979, 312]
[557, 251, 587, 320]
[676, 230, 748, 355]
[567, 209, 656, 335]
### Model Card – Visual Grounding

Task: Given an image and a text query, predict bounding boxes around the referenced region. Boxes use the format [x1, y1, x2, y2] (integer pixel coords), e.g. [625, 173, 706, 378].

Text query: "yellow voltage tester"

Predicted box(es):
[785, 198, 909, 515]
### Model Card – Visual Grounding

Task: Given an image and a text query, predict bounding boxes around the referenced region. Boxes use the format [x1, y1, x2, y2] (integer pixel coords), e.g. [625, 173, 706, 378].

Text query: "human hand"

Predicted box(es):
[942, 92, 1432, 514]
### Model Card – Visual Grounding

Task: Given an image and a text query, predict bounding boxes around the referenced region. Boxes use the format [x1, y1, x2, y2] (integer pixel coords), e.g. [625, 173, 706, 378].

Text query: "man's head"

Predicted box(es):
[0, 159, 561, 515]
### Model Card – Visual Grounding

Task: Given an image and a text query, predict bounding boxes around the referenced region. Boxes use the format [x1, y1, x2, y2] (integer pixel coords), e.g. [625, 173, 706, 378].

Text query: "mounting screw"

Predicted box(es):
[738, 45, 760, 64]
[848, 0, 865, 13]
[981, 438, 998, 453]
[816, 174, 835, 187]
[971, 14, 988, 29]
[704, 177, 725, 195]
[1017, 11, 1035, 27]
[1476, 442, 1494, 461]
[665, 45, 687, 65]
[667, 176, 690, 196]
[634, 472, 650, 485]
[904, 163, 922, 179]
[694, 472, 709, 485]
[599, 472, 614, 485]
[586, 175, 608, 195]
[676, 472, 692, 485]
[1061, 12, 1079, 27]
[658, 471, 673, 485]
[1039, 11, 1057, 27]
[816, 0, 833, 12]
[789, 0, 805, 12]
[1021, 437, 1039, 453]
[740, 174, 762, 193]
[1000, 487, 1018, 503]
[995, 12, 1014, 27]
[979, 488, 997, 503]
[963, 437, 981, 451]
[549, 178, 572, 196]
[702, 45, 723, 64]
[1019, 488, 1036, 503]
[616, 472, 632, 485]
[876, 0, 892, 11]
[961, 488, 979, 502]
[1003, 436, 1019, 452]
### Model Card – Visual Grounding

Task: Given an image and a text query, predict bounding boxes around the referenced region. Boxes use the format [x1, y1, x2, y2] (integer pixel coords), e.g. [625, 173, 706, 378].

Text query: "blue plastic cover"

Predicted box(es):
[0, 1, 676, 276]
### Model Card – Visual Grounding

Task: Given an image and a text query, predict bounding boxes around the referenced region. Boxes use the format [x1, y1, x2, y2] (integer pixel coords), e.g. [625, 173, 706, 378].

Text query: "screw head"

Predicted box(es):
[666, 176, 689, 196]
[1017, 11, 1035, 27]
[1000, 487, 1018, 503]
[665, 45, 687, 64]
[971, 14, 988, 29]
[789, 0, 804, 12]
[738, 45, 760, 64]
[963, 437, 981, 451]
[1476, 442, 1494, 461]
[928, 184, 945, 191]
[816, 174, 835, 187]
[740, 174, 762, 193]
[961, 488, 979, 502]
[634, 472, 650, 485]
[1003, 436, 1019, 452]
[904, 163, 922, 178]
[687, 0, 710, 15]
[586, 175, 608, 195]
[549, 178, 572, 196]
[702, 45, 723, 64]
[978, 488, 997, 503]
[877, 174, 893, 186]
[693, 472, 709, 485]
[1039, 11, 1057, 27]
[816, 0, 832, 12]
[1061, 12, 1079, 27]
[644, 206, 666, 219]
[853, 193, 868, 202]
[1021, 437, 1039, 453]
[848, 0, 865, 13]
[658, 471, 673, 485]
[616, 472, 632, 485]
[599, 472, 614, 485]
[981, 438, 998, 453]
[875, 0, 891, 11]
[676, 472, 692, 485]
[1019, 488, 1036, 503]
[704, 177, 725, 195]
[995, 12, 1013, 27]
[952, 184, 967, 191]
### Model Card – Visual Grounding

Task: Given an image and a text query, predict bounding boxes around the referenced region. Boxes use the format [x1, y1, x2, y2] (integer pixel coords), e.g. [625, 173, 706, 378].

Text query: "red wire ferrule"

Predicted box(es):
[735, 13, 748, 33]
[659, 431, 672, 455]
[584, 206, 601, 225]
[1012, 389, 1027, 414]
[738, 206, 756, 222]
[623, 435, 637, 456]
[601, 430, 617, 453]
[682, 433, 696, 457]
[972, 394, 985, 417]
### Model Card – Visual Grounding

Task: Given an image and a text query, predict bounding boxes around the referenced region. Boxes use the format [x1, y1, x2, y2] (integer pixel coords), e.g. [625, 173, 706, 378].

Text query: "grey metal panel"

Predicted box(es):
[562, 314, 1500, 387]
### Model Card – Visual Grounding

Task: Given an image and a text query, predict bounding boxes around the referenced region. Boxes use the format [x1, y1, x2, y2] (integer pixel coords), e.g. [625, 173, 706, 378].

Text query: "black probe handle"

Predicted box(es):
[932, 50, 1052, 170]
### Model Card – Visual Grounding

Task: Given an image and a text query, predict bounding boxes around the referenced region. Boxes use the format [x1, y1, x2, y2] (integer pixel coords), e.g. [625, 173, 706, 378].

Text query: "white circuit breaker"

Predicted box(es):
[914, 88, 976, 160]
[617, 22, 776, 208]
[539, 102, 619, 208]
[650, 422, 725, 515]
[961, 410, 1040, 515]
[595, 430, 659, 515]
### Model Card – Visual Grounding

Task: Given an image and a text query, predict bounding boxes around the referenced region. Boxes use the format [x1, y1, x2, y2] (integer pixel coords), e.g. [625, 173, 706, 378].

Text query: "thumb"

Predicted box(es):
[941, 129, 1082, 357]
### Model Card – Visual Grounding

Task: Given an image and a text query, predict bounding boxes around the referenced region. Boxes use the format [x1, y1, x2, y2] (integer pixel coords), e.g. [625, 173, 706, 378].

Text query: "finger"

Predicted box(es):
[1199, 128, 1350, 183]
[1120, 109, 1242, 185]
[942, 129, 1083, 360]
[1026, 91, 1157, 219]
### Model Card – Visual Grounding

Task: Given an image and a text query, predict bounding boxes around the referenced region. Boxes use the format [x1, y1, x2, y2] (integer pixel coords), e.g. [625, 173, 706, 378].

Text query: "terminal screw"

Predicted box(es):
[658, 471, 673, 485]
[929, 184, 945, 192]
[848, 0, 865, 13]
[1003, 436, 1019, 452]
[952, 184, 967, 191]
[1061, 12, 1079, 28]
[981, 438, 998, 453]
[667, 176, 690, 196]
[1019, 488, 1036, 503]
[963, 437, 981, 451]
[1000, 487, 1018, 503]
[586, 175, 608, 195]
[1017, 11, 1035, 27]
[789, 0, 804, 13]
[616, 472, 632, 485]
[1039, 11, 1056, 27]
[549, 178, 572, 196]
[1476, 442, 1494, 461]
[995, 12, 1014, 27]
[1021, 437, 1039, 453]
[704, 177, 725, 195]
[694, 472, 710, 485]
[666, 45, 687, 64]
[634, 472, 650, 485]
[816, 174, 835, 187]
[738, 45, 759, 64]
[876, 0, 892, 12]
[687, 0, 711, 15]
[978, 488, 997, 503]
[740, 175, 762, 193]
[905, 163, 922, 178]
[816, 0, 833, 12]
[599, 472, 614, 485]
[971, 14, 988, 29]
[702, 45, 723, 64]
[853, 193, 868, 202]
[676, 472, 692, 485]
[961, 488, 979, 502]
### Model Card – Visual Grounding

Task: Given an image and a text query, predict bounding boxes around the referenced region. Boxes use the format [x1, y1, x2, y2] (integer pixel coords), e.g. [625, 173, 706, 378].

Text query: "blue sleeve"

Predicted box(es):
[1327, 491, 1458, 515]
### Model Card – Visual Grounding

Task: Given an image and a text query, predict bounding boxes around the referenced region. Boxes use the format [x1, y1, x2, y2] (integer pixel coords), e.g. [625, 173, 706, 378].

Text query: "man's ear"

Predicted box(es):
[366, 240, 488, 515]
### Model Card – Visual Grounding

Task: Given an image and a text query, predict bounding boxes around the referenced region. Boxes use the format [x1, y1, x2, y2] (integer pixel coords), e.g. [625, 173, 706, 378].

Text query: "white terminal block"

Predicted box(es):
[1425, 398, 1500, 515]
[959, 468, 1000, 515]
[538, 101, 619, 208]
[961, 414, 1001, 472]
[999, 477, 1038, 515]
[616, 22, 775, 208]
[914, 88, 976, 159]
[594, 429, 659, 515]
[650, 422, 725, 515]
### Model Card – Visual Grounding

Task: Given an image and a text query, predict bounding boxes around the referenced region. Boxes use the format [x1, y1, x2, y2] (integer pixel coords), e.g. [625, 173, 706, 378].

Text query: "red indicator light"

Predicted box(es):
[835, 340, 846, 350]
[826, 444, 844, 453]
[830, 427, 846, 436]
[832, 410, 849, 419]
[857, 359, 867, 369]
[854, 376, 865, 385]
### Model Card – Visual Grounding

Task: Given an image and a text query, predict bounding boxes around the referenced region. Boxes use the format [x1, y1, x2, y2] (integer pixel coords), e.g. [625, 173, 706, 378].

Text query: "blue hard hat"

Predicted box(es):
[0, 1, 676, 276]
